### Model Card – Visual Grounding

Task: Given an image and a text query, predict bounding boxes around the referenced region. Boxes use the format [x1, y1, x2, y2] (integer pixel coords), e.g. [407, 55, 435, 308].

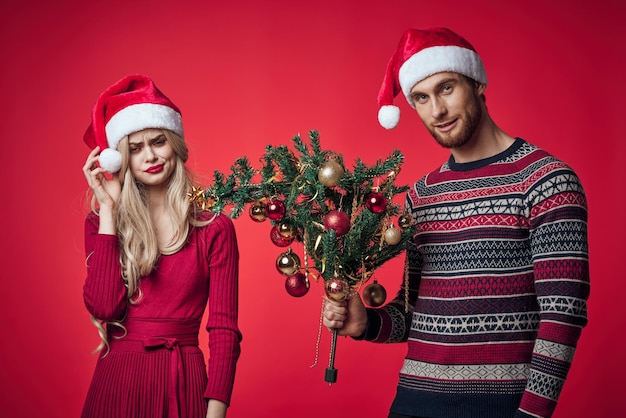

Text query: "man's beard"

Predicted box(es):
[429, 95, 483, 149]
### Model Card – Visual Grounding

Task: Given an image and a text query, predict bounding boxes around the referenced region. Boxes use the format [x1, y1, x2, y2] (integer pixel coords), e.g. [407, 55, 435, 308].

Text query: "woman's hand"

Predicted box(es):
[83, 147, 121, 234]
[83, 146, 121, 211]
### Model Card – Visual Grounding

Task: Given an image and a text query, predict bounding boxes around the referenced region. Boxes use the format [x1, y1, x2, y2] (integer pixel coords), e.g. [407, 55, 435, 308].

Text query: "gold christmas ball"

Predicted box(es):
[249, 201, 267, 222]
[398, 214, 413, 229]
[325, 277, 350, 301]
[318, 161, 345, 188]
[362, 281, 387, 307]
[276, 251, 301, 276]
[277, 222, 297, 238]
[384, 226, 402, 245]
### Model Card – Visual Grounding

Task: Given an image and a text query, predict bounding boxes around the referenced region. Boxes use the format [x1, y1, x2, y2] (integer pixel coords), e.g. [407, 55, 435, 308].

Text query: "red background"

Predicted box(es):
[0, 1, 623, 417]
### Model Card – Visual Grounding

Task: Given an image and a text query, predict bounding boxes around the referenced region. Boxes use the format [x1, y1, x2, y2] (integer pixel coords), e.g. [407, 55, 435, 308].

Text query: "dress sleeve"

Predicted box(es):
[82, 212, 127, 321]
[360, 197, 420, 344]
[516, 163, 590, 418]
[203, 214, 242, 405]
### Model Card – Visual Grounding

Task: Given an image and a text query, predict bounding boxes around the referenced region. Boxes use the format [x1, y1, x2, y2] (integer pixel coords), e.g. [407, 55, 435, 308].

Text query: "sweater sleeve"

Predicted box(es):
[203, 215, 242, 405]
[82, 213, 128, 321]
[516, 162, 590, 418]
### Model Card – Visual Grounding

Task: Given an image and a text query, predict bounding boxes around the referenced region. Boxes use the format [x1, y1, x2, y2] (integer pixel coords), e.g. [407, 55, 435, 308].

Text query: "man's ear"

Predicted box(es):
[474, 81, 487, 103]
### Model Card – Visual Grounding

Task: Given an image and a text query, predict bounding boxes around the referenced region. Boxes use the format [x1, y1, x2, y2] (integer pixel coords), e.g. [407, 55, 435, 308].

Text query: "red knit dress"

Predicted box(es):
[81, 212, 241, 418]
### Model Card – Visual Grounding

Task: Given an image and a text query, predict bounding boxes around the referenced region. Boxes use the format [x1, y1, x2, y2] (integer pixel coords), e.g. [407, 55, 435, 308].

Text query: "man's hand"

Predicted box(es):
[322, 293, 368, 337]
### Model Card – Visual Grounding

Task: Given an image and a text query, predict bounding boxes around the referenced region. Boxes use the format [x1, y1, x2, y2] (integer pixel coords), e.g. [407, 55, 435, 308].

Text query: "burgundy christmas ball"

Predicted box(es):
[324, 210, 350, 236]
[270, 225, 294, 247]
[365, 192, 387, 214]
[362, 281, 387, 307]
[285, 272, 309, 297]
[325, 277, 350, 301]
[266, 199, 286, 221]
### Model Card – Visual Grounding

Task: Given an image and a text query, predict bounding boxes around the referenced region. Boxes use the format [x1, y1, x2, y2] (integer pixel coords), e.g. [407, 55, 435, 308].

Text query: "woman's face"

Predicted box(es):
[127, 128, 176, 189]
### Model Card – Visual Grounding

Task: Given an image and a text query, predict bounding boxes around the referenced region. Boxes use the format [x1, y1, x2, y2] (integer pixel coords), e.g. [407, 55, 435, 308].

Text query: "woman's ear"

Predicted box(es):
[475, 82, 486, 95]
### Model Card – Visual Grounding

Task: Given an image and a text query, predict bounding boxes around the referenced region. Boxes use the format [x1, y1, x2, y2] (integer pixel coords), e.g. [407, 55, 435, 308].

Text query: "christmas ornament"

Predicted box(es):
[249, 201, 267, 222]
[323, 210, 350, 237]
[365, 192, 387, 214]
[384, 225, 403, 245]
[285, 272, 309, 297]
[276, 250, 301, 276]
[325, 276, 350, 301]
[277, 222, 297, 238]
[270, 225, 294, 247]
[362, 280, 387, 307]
[199, 130, 418, 385]
[266, 199, 286, 221]
[318, 160, 345, 188]
[398, 213, 413, 229]
[188, 185, 215, 210]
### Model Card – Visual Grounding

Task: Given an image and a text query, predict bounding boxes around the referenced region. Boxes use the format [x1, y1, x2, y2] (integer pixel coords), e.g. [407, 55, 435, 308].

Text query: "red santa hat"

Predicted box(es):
[377, 27, 487, 129]
[83, 74, 184, 172]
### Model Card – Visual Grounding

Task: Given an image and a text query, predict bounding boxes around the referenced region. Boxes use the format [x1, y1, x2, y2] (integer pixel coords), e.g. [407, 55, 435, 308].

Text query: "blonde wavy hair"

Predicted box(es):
[90, 129, 211, 353]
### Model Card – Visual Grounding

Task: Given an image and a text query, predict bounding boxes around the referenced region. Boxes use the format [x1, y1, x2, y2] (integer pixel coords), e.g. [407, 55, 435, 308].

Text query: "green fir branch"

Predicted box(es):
[200, 130, 418, 288]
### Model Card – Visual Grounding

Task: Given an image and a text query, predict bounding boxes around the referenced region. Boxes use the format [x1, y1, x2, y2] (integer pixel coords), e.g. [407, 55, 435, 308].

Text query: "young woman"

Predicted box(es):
[81, 74, 241, 418]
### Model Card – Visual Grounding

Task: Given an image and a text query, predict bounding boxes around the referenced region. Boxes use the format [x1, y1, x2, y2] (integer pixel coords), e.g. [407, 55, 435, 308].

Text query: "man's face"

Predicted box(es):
[409, 72, 485, 149]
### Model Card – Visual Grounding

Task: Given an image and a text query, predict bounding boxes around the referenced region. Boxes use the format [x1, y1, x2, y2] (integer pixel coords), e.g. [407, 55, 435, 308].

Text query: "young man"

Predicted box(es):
[323, 27, 590, 418]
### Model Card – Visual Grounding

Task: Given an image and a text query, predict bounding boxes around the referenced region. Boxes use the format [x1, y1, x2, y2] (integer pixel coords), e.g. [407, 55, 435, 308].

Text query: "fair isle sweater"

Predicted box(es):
[362, 139, 589, 418]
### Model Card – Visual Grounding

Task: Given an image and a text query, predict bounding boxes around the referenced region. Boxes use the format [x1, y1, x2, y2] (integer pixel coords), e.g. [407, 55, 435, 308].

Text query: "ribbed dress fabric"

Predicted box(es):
[362, 139, 590, 418]
[81, 212, 241, 418]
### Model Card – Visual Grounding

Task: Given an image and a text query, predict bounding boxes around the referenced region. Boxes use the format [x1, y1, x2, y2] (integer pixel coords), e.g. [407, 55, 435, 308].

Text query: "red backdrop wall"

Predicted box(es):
[1, 1, 623, 417]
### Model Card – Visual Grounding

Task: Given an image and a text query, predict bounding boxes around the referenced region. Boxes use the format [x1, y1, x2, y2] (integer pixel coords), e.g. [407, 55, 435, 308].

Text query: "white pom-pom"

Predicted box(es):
[378, 105, 400, 129]
[99, 148, 122, 173]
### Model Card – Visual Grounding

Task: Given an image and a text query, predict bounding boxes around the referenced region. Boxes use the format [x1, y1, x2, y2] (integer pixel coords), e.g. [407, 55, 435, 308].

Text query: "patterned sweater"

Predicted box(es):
[362, 139, 589, 418]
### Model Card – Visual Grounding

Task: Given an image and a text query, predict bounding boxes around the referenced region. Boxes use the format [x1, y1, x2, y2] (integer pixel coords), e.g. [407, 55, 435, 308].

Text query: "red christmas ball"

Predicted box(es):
[285, 272, 309, 297]
[270, 225, 294, 247]
[365, 192, 387, 214]
[323, 210, 350, 236]
[266, 199, 286, 221]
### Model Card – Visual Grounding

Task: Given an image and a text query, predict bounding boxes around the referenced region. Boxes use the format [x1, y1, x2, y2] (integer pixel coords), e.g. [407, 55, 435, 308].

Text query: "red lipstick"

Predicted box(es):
[146, 165, 164, 174]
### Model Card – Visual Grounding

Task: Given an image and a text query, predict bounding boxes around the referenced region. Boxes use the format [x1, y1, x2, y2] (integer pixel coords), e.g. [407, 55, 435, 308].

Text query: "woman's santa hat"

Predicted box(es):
[377, 27, 487, 129]
[83, 74, 184, 172]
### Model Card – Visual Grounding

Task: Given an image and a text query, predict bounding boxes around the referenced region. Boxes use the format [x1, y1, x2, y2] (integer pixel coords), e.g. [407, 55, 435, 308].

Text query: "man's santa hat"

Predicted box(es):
[377, 27, 487, 129]
[83, 74, 184, 172]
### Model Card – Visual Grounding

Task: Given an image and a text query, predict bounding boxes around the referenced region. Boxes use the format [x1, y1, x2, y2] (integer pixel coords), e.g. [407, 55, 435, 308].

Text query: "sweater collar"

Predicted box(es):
[447, 137, 525, 172]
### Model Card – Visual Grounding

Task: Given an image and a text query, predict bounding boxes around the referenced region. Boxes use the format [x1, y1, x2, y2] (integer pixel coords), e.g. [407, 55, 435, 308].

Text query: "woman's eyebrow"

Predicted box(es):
[148, 134, 166, 143]
[129, 133, 164, 145]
